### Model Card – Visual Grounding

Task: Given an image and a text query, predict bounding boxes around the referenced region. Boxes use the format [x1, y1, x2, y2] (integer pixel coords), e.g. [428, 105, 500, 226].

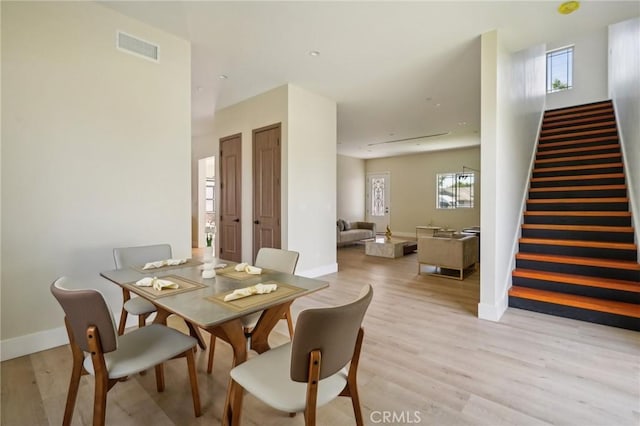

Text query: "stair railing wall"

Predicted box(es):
[612, 101, 640, 259]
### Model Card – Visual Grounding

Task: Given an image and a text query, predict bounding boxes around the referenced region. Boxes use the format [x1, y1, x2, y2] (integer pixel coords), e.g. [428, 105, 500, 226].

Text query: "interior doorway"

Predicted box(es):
[219, 134, 243, 262]
[252, 123, 282, 262]
[365, 172, 391, 233]
[197, 156, 216, 251]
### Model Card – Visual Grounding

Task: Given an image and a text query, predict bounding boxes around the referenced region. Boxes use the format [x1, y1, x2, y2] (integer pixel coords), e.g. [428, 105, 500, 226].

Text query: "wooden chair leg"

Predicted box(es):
[346, 375, 364, 426]
[155, 364, 165, 392]
[340, 328, 365, 426]
[284, 308, 294, 338]
[207, 334, 217, 374]
[62, 320, 85, 426]
[93, 371, 109, 426]
[117, 308, 128, 336]
[118, 289, 131, 336]
[138, 313, 147, 328]
[304, 350, 321, 426]
[186, 348, 202, 417]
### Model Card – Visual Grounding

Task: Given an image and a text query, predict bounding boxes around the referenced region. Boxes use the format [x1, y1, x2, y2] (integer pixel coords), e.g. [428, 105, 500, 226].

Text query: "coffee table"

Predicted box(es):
[365, 237, 416, 258]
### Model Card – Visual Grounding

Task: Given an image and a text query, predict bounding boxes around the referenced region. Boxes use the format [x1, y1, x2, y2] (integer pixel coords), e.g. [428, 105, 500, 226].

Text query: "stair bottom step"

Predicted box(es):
[509, 297, 640, 331]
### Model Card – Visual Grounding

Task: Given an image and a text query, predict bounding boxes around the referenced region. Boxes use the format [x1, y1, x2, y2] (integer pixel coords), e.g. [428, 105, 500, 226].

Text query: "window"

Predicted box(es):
[436, 172, 474, 209]
[546, 46, 573, 93]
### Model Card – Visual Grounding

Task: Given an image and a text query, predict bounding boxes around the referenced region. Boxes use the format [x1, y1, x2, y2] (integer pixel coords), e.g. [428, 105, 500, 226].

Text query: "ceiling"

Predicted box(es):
[102, 1, 639, 159]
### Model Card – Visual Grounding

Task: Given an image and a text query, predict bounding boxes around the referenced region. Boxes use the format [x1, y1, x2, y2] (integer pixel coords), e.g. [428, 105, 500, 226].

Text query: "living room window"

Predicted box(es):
[436, 172, 474, 209]
[546, 46, 573, 93]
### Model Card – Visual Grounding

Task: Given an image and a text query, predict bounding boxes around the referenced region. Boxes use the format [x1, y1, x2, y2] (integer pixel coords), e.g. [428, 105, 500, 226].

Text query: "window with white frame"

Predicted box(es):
[436, 172, 474, 209]
[547, 46, 573, 93]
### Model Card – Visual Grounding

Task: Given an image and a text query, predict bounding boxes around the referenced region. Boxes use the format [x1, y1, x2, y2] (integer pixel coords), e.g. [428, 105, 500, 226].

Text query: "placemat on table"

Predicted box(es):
[124, 275, 207, 299]
[215, 266, 271, 281]
[206, 281, 305, 312]
[131, 259, 203, 273]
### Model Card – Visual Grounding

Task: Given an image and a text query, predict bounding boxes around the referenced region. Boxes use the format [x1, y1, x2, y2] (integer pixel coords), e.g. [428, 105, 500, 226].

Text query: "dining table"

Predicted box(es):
[100, 258, 329, 425]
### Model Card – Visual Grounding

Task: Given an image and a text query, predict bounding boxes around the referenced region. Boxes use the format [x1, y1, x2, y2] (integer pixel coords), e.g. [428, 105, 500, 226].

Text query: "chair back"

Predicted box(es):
[113, 244, 172, 269]
[290, 284, 373, 382]
[254, 248, 299, 274]
[50, 277, 118, 353]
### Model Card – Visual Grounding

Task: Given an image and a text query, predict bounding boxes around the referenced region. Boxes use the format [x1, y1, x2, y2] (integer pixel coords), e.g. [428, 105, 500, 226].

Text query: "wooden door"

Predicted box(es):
[252, 123, 281, 261]
[219, 134, 242, 262]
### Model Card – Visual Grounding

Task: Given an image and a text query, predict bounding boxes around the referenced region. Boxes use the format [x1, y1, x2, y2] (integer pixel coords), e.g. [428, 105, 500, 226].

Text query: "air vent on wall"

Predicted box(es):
[117, 31, 159, 62]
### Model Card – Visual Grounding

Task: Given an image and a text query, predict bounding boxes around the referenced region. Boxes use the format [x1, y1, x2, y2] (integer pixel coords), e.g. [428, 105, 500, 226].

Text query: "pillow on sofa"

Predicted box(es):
[343, 221, 352, 231]
[337, 219, 345, 231]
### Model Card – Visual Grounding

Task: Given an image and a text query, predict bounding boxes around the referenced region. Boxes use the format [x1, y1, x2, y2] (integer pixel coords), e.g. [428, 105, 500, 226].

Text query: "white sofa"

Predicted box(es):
[337, 220, 376, 246]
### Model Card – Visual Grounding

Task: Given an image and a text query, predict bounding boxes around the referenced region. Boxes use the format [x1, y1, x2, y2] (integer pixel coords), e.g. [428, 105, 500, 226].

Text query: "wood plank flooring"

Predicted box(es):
[2, 245, 639, 425]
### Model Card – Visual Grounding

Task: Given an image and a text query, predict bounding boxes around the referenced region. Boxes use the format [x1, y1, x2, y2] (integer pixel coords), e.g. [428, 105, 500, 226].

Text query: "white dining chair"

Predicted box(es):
[207, 247, 299, 374]
[228, 284, 373, 425]
[51, 277, 201, 426]
[113, 244, 172, 335]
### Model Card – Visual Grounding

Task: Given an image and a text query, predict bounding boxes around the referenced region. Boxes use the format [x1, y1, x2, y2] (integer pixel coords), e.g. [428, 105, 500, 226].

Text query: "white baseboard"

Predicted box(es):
[1, 313, 139, 361]
[1, 326, 69, 361]
[477, 295, 508, 322]
[298, 263, 338, 278]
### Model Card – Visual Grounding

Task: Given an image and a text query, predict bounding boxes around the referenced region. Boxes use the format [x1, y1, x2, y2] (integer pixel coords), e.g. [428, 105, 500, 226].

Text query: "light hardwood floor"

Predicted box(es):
[2, 245, 639, 425]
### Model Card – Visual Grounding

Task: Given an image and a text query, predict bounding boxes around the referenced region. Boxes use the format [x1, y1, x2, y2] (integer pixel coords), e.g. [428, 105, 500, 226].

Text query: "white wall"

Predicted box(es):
[287, 85, 337, 277]
[201, 84, 337, 276]
[479, 30, 546, 321]
[1, 2, 191, 360]
[365, 147, 481, 237]
[337, 155, 365, 222]
[609, 17, 640, 254]
[546, 28, 609, 110]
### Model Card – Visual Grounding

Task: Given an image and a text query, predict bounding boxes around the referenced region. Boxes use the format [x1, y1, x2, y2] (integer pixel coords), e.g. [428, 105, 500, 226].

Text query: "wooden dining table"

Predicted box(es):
[100, 260, 329, 425]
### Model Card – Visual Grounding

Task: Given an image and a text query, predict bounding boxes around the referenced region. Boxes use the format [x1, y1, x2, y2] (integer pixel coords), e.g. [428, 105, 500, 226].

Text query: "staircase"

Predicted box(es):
[509, 100, 640, 331]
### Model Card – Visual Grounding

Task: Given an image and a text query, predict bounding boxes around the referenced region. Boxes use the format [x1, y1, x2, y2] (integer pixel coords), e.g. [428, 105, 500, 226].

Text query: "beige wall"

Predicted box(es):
[287, 85, 337, 276]
[337, 155, 365, 222]
[1, 2, 191, 360]
[479, 30, 546, 321]
[365, 147, 481, 237]
[193, 84, 337, 276]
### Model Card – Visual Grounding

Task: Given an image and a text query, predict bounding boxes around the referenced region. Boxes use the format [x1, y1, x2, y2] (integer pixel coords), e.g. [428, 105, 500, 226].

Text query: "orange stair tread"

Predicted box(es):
[513, 268, 640, 292]
[527, 197, 628, 203]
[533, 162, 623, 173]
[543, 115, 615, 128]
[521, 223, 632, 232]
[544, 110, 614, 123]
[539, 129, 618, 141]
[529, 184, 626, 192]
[538, 136, 619, 149]
[536, 144, 619, 156]
[531, 173, 624, 182]
[545, 103, 613, 117]
[524, 211, 631, 217]
[519, 237, 636, 250]
[535, 153, 621, 163]
[509, 286, 640, 318]
[516, 252, 640, 270]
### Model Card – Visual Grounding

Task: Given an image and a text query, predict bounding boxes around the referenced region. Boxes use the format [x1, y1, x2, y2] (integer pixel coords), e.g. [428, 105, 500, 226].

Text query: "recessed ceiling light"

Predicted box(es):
[308, 50, 320, 57]
[219, 75, 228, 80]
[435, 103, 441, 107]
[558, 1, 580, 15]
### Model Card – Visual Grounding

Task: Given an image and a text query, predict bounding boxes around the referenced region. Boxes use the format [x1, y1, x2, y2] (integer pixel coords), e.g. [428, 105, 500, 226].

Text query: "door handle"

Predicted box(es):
[233, 218, 240, 222]
[253, 220, 260, 225]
